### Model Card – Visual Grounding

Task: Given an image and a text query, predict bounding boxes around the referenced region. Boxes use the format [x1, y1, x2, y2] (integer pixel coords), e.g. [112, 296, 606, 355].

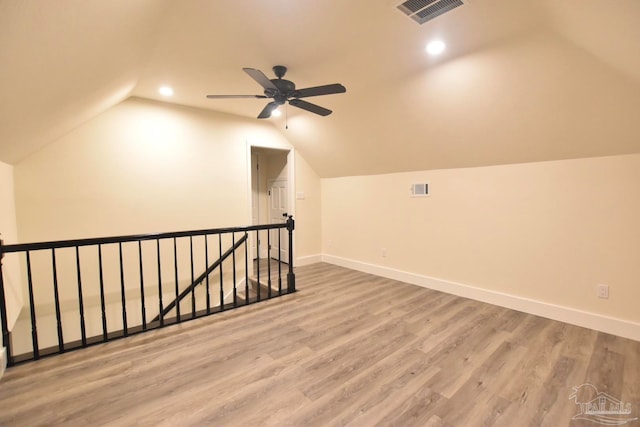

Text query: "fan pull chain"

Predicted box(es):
[285, 102, 288, 130]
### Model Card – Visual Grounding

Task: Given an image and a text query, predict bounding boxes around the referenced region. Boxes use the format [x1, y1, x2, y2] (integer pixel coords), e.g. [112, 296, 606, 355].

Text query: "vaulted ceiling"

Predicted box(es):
[1, 0, 639, 177]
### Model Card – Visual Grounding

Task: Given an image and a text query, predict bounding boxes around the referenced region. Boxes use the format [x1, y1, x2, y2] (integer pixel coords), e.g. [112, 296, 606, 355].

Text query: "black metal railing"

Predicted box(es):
[151, 233, 248, 323]
[0, 217, 295, 367]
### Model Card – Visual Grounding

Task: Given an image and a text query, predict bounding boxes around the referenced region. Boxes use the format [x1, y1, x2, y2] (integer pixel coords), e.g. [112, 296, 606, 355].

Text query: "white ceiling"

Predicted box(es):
[1, 0, 639, 177]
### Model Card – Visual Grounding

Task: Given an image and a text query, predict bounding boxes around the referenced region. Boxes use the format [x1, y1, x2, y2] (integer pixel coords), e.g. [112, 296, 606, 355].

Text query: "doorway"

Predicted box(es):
[249, 146, 292, 262]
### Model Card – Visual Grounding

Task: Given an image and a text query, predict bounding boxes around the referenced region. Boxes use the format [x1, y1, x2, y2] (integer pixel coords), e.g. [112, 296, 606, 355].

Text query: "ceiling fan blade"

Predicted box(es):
[257, 101, 280, 119]
[243, 68, 278, 91]
[293, 83, 346, 98]
[206, 94, 268, 99]
[289, 99, 332, 116]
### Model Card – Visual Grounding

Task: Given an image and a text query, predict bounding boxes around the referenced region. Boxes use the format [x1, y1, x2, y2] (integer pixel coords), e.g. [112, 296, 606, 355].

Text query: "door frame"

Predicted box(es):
[246, 140, 296, 263]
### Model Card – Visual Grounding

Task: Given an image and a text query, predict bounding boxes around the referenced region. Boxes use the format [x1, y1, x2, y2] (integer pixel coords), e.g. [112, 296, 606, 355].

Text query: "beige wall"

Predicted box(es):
[0, 161, 22, 341]
[9, 98, 322, 352]
[322, 154, 640, 325]
[294, 152, 322, 262]
[15, 97, 321, 255]
[16, 97, 275, 240]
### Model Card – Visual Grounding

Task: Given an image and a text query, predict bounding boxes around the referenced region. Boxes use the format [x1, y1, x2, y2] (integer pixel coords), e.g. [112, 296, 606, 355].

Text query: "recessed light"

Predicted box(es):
[271, 108, 282, 117]
[426, 40, 446, 56]
[159, 86, 174, 97]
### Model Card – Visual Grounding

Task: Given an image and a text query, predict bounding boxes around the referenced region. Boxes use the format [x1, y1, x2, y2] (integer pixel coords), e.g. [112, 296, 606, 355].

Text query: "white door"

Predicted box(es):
[268, 179, 289, 262]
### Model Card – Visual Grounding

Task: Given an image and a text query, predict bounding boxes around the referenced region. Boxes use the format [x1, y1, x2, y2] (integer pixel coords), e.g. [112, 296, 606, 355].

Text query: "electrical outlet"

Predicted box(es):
[597, 284, 609, 299]
[381, 248, 387, 258]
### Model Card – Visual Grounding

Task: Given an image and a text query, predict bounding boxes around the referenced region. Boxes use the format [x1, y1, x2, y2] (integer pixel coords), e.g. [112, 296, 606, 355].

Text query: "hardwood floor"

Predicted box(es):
[1, 263, 638, 426]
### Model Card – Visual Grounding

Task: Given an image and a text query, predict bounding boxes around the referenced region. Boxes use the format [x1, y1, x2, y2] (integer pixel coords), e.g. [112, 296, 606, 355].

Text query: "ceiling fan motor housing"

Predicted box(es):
[268, 78, 296, 104]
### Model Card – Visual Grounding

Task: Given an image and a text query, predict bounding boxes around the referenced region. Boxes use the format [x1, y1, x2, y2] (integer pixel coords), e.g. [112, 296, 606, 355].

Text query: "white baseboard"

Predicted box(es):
[296, 254, 322, 266]
[1, 347, 6, 380]
[322, 254, 640, 342]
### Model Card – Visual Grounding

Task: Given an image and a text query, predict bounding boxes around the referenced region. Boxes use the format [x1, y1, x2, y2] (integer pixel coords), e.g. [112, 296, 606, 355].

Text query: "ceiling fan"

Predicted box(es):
[206, 65, 346, 119]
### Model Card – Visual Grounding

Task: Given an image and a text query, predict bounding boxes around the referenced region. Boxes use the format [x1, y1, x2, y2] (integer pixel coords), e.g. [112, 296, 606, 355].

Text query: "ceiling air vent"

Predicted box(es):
[397, 0, 464, 25]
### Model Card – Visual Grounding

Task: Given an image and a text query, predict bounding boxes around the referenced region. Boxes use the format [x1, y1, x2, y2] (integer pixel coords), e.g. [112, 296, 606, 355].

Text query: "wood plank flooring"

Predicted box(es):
[1, 262, 639, 426]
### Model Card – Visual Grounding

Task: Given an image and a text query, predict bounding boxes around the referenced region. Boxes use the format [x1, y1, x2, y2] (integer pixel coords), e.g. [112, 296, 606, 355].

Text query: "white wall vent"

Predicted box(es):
[410, 183, 429, 197]
[396, 0, 465, 25]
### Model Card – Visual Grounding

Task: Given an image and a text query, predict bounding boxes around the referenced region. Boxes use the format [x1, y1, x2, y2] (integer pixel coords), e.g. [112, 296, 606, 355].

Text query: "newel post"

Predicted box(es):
[286, 216, 296, 293]
[0, 238, 13, 367]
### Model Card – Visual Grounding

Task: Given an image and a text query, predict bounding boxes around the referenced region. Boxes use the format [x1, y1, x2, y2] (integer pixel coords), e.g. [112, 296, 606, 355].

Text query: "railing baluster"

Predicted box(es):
[157, 239, 164, 327]
[98, 244, 108, 341]
[267, 230, 272, 299]
[244, 232, 249, 305]
[173, 237, 180, 323]
[232, 232, 237, 307]
[190, 236, 195, 318]
[25, 251, 39, 359]
[205, 235, 210, 314]
[218, 234, 224, 311]
[75, 247, 87, 347]
[278, 229, 282, 295]
[118, 242, 128, 337]
[287, 216, 296, 293]
[0, 241, 11, 366]
[256, 230, 261, 301]
[51, 249, 64, 353]
[138, 241, 146, 331]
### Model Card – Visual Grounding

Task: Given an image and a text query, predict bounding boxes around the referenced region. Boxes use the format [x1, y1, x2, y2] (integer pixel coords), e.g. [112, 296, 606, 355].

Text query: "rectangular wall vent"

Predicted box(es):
[410, 183, 429, 197]
[397, 0, 464, 24]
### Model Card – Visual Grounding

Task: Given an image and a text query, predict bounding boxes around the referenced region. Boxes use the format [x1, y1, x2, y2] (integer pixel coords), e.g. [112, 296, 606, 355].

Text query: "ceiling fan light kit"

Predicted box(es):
[206, 65, 346, 119]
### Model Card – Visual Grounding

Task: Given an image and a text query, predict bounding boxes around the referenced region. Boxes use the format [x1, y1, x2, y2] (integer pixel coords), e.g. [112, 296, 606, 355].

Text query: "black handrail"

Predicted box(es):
[151, 233, 248, 322]
[0, 218, 296, 367]
[2, 223, 287, 253]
